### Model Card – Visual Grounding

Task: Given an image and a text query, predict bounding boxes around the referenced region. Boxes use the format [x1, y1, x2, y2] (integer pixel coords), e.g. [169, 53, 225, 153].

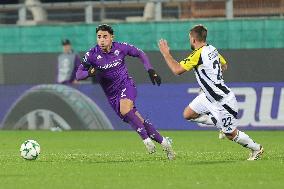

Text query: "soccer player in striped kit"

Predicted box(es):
[158, 24, 263, 160]
[76, 24, 175, 160]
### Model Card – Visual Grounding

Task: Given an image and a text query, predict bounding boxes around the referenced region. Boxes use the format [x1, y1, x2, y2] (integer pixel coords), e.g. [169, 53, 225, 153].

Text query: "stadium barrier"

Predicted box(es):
[0, 18, 284, 53]
[0, 82, 283, 130]
[1, 48, 284, 85]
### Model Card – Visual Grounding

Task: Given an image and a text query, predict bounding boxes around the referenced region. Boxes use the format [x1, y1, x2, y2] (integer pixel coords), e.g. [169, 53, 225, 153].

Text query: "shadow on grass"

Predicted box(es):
[38, 156, 240, 165]
[38, 156, 167, 164]
[186, 160, 239, 166]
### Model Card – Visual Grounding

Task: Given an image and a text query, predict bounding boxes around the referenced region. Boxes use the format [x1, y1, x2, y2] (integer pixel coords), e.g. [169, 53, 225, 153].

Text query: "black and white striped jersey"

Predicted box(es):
[180, 44, 231, 103]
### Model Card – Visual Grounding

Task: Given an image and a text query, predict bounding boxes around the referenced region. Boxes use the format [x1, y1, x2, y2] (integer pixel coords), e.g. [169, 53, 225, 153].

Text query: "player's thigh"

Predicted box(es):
[119, 84, 137, 115]
[119, 82, 137, 101]
[217, 109, 238, 134]
[210, 102, 238, 134]
[217, 93, 239, 133]
[186, 93, 211, 119]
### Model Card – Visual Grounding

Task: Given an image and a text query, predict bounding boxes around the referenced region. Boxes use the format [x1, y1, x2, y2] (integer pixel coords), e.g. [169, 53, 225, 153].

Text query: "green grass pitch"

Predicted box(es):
[0, 131, 283, 189]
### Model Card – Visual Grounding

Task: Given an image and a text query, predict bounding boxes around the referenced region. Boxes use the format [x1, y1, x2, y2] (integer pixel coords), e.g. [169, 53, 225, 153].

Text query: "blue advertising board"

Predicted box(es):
[0, 82, 283, 130]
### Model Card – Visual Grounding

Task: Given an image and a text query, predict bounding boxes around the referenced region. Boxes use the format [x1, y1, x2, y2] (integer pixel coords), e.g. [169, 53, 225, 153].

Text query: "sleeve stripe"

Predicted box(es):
[179, 48, 202, 71]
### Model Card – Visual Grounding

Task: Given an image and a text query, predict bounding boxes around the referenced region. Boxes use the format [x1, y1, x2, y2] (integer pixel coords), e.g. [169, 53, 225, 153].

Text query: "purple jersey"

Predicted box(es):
[76, 42, 153, 98]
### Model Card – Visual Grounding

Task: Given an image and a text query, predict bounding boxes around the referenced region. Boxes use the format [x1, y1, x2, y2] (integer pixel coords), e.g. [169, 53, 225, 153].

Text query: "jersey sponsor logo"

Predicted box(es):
[114, 50, 120, 56]
[208, 49, 218, 60]
[98, 59, 122, 70]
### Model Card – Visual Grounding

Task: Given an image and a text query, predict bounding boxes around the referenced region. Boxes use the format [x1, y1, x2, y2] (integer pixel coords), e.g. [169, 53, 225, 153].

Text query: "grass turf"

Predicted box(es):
[0, 131, 283, 189]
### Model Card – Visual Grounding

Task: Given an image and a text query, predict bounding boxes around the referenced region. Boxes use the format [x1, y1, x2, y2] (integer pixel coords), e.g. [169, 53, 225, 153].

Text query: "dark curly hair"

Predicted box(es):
[96, 24, 114, 35]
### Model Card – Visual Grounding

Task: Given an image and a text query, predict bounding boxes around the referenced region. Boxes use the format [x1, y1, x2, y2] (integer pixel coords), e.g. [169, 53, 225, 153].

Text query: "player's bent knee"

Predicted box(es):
[183, 107, 199, 120]
[183, 111, 190, 120]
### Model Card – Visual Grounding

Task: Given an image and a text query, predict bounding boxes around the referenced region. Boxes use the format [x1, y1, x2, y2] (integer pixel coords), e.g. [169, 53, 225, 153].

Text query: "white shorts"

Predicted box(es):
[189, 92, 239, 133]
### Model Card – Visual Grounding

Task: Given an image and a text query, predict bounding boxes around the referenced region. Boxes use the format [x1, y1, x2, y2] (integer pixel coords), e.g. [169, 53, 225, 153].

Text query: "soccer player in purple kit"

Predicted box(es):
[76, 24, 175, 160]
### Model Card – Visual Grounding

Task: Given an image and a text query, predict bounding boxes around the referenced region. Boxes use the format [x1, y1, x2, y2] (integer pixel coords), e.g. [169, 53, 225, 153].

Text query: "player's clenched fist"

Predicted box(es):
[148, 69, 161, 86]
[88, 67, 95, 77]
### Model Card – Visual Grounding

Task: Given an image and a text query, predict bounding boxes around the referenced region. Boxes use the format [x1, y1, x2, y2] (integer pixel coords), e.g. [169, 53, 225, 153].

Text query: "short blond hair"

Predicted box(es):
[190, 24, 207, 42]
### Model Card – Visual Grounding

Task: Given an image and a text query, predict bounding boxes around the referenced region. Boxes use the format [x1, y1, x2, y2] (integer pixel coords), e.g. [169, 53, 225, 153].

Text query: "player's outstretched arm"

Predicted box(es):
[134, 47, 162, 86]
[124, 42, 161, 86]
[158, 39, 186, 75]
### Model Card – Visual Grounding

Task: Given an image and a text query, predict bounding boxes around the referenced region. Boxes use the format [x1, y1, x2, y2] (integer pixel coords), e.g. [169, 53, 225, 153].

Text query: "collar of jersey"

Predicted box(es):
[196, 44, 207, 51]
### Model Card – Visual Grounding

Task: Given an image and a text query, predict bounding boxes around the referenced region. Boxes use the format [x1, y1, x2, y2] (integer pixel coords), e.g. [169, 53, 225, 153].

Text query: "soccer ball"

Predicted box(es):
[20, 140, 41, 160]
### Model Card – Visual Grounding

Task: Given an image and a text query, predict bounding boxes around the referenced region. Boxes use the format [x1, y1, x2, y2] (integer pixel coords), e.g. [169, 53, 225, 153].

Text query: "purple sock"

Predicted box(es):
[143, 119, 164, 144]
[124, 109, 149, 140]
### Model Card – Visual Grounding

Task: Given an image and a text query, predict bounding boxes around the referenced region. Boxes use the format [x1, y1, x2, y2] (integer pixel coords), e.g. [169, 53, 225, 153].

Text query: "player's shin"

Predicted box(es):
[232, 130, 261, 151]
[124, 109, 157, 153]
[123, 109, 149, 140]
[143, 119, 163, 144]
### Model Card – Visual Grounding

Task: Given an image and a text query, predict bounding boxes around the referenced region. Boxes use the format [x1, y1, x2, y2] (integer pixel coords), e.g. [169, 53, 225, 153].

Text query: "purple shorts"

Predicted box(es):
[108, 82, 137, 119]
